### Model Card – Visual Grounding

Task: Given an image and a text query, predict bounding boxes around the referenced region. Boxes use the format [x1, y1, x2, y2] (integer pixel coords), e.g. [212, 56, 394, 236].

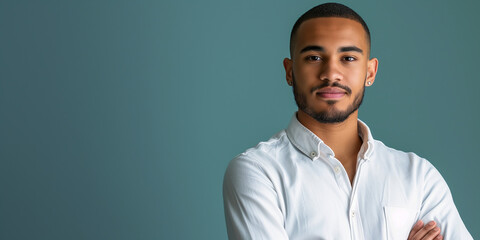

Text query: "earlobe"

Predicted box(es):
[365, 57, 379, 87]
[283, 58, 293, 86]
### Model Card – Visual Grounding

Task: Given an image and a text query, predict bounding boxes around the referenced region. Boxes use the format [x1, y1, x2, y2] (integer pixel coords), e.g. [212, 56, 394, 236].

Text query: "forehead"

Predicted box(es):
[294, 17, 368, 53]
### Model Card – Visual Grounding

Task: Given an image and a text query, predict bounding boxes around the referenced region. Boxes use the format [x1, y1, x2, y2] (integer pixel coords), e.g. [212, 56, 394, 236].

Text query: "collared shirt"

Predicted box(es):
[223, 114, 472, 240]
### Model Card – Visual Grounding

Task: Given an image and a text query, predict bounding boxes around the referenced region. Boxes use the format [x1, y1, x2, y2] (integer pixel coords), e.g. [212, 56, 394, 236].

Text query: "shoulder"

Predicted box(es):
[230, 130, 289, 167]
[224, 130, 290, 181]
[373, 139, 424, 162]
[223, 130, 290, 192]
[371, 139, 438, 177]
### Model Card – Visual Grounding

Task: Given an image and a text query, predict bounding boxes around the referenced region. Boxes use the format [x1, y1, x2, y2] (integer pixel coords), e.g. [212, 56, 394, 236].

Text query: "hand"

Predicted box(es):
[407, 220, 443, 240]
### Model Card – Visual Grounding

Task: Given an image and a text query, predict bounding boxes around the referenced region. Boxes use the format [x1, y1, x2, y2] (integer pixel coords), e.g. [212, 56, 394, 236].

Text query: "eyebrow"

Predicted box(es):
[339, 46, 363, 54]
[299, 45, 364, 55]
[300, 45, 324, 53]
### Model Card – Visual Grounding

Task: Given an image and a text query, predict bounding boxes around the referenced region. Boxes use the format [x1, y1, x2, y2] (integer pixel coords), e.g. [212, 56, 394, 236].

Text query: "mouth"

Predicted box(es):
[315, 87, 347, 99]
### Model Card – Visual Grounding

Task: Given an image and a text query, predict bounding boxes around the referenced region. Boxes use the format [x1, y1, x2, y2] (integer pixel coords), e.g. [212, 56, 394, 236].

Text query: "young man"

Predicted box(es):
[223, 3, 473, 240]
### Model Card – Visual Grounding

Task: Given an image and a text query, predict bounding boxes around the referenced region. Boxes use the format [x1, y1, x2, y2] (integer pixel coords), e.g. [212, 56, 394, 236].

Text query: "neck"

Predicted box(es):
[297, 110, 362, 163]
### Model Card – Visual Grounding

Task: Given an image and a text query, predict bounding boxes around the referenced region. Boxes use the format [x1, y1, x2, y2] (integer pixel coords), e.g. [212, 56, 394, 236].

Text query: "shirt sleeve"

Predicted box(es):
[419, 161, 473, 239]
[223, 156, 289, 240]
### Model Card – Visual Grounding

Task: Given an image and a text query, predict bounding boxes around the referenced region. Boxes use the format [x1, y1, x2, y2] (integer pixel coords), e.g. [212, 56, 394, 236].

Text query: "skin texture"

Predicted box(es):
[283, 17, 443, 239]
[283, 17, 377, 184]
[408, 220, 444, 240]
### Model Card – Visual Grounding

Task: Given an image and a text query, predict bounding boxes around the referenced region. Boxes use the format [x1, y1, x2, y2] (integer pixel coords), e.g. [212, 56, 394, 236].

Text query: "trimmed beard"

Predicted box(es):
[292, 74, 365, 124]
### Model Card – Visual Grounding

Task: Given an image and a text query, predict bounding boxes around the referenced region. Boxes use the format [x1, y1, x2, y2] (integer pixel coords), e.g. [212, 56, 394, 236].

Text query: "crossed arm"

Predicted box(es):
[408, 220, 442, 240]
[223, 157, 472, 239]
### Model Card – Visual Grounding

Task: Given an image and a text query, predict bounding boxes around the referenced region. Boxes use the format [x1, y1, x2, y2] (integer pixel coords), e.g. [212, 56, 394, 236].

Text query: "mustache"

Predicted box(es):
[310, 81, 352, 95]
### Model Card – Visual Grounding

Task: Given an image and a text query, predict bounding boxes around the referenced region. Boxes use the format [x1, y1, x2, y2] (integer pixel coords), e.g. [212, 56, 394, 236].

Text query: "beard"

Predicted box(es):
[292, 74, 365, 124]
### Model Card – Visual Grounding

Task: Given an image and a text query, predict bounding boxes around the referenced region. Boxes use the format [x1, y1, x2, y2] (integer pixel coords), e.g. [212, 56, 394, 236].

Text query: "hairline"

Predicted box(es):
[290, 16, 371, 58]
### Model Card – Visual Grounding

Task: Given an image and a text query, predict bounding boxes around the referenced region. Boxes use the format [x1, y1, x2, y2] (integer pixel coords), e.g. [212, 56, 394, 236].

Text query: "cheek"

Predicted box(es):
[345, 66, 367, 84]
[345, 62, 367, 74]
[293, 68, 316, 87]
[293, 60, 318, 75]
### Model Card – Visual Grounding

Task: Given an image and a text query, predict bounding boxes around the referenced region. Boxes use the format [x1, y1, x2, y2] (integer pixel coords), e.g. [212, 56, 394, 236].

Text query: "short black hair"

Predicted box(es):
[289, 2, 371, 57]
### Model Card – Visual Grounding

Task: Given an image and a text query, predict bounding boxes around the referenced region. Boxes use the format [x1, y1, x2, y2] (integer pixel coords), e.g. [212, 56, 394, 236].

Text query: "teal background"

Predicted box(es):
[1, 0, 478, 239]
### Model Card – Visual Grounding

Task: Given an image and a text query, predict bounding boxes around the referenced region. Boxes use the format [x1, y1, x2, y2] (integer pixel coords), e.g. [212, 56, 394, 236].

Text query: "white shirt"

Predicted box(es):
[223, 114, 472, 240]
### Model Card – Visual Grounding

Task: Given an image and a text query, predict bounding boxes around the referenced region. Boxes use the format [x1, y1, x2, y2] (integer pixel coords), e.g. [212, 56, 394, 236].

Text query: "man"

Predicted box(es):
[223, 3, 473, 240]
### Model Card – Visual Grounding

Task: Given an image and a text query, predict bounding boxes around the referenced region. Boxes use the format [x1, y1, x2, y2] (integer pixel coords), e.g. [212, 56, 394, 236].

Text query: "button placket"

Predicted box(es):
[326, 155, 351, 198]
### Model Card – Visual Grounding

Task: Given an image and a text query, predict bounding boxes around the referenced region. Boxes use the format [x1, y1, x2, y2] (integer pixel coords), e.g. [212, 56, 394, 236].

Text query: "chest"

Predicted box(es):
[275, 159, 421, 239]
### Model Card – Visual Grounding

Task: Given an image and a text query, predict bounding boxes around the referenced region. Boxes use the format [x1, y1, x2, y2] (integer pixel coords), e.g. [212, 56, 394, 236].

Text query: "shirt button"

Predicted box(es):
[334, 166, 340, 174]
[351, 211, 356, 218]
[310, 151, 317, 158]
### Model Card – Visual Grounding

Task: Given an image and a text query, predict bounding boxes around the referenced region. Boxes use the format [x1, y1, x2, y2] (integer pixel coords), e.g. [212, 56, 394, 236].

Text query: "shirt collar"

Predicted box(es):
[285, 113, 375, 161]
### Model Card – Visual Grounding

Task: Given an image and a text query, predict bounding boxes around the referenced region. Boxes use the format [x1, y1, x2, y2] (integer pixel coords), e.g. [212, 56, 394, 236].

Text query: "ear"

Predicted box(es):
[365, 57, 378, 86]
[283, 58, 293, 86]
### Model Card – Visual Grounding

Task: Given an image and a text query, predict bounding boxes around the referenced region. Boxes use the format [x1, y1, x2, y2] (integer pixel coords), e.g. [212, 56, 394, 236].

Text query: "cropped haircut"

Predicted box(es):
[289, 3, 371, 57]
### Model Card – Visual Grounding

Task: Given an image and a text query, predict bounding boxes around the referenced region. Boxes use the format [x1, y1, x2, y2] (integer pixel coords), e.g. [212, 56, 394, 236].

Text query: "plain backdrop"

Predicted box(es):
[1, 0, 479, 239]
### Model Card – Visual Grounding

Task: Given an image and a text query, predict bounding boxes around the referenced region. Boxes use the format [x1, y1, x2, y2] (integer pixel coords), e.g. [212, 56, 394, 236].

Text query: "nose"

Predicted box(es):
[318, 59, 343, 82]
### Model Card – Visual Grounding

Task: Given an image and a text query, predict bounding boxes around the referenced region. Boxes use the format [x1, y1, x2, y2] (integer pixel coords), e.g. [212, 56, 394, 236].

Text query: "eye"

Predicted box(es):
[342, 56, 356, 62]
[306, 55, 322, 62]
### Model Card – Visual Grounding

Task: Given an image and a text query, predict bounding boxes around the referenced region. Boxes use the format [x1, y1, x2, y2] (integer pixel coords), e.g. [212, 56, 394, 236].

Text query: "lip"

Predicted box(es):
[315, 87, 347, 99]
